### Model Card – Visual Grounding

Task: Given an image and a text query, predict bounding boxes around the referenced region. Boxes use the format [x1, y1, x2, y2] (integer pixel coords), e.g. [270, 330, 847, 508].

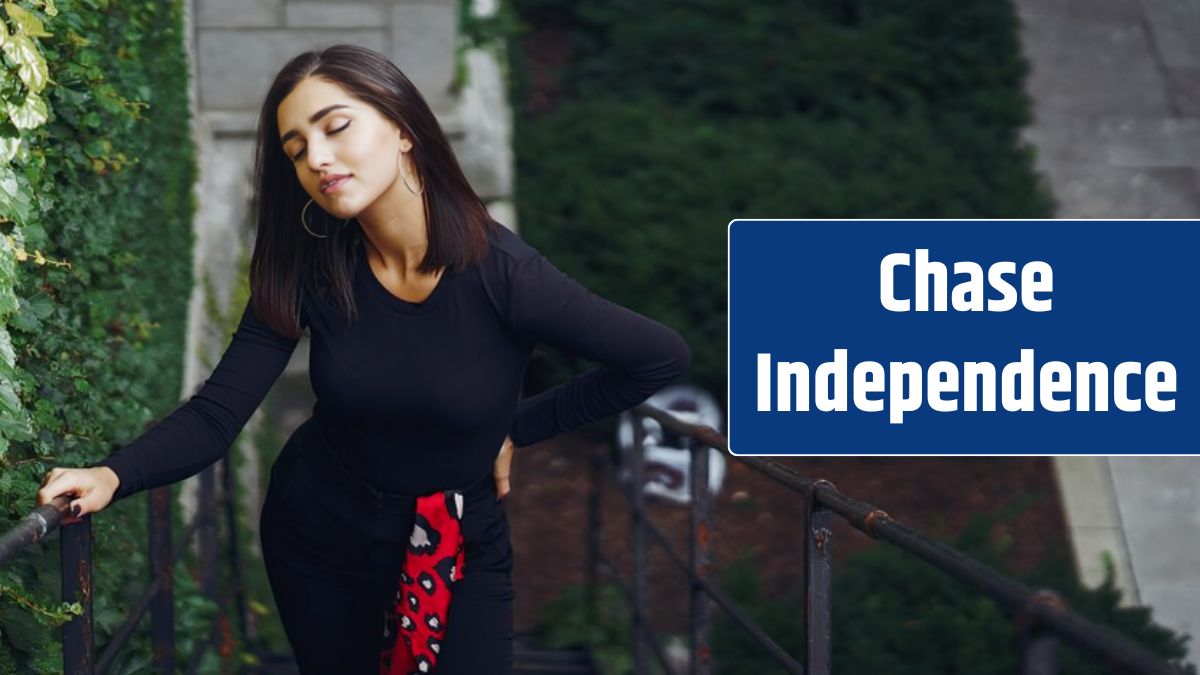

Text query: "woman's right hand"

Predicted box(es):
[36, 466, 120, 526]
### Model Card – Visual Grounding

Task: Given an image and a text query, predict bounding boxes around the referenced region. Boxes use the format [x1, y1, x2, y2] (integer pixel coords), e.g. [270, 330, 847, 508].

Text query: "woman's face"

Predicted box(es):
[276, 76, 412, 220]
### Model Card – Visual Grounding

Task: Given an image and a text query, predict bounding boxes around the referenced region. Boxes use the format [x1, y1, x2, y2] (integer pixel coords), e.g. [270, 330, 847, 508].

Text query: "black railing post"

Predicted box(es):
[221, 455, 250, 647]
[587, 445, 604, 624]
[1019, 591, 1064, 675]
[1021, 623, 1061, 675]
[631, 412, 648, 674]
[149, 486, 175, 674]
[61, 514, 94, 675]
[185, 463, 220, 675]
[689, 436, 712, 675]
[805, 480, 834, 675]
[198, 465, 219, 601]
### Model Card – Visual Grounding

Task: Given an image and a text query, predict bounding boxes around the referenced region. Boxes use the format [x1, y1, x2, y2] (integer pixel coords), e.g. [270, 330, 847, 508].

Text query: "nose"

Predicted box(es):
[305, 138, 334, 174]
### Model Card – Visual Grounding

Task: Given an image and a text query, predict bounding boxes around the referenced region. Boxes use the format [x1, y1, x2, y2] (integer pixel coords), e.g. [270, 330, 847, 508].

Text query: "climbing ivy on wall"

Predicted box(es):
[0, 0, 60, 457]
[0, 0, 214, 672]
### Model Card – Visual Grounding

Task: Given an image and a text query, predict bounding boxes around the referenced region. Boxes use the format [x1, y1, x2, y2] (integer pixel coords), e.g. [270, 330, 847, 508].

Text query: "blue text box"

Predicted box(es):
[727, 219, 1198, 454]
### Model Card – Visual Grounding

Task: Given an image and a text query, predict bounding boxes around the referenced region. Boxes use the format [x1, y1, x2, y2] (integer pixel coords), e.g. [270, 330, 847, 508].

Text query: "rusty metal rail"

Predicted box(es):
[0, 457, 248, 675]
[582, 402, 1188, 675]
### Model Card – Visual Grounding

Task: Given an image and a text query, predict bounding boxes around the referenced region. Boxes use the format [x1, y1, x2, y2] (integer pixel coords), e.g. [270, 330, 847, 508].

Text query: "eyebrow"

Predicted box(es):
[279, 104, 352, 145]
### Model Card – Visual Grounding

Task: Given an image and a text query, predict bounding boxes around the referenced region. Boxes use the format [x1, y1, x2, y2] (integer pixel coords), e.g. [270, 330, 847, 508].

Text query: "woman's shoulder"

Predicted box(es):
[477, 220, 545, 320]
[482, 219, 541, 269]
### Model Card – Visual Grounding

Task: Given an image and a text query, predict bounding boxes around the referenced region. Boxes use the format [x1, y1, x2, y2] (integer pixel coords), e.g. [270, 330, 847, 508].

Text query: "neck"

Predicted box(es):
[355, 187, 428, 274]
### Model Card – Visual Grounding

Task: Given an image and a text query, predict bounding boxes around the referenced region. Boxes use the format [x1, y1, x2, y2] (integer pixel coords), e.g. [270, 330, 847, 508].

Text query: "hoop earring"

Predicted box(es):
[401, 159, 424, 196]
[301, 198, 348, 239]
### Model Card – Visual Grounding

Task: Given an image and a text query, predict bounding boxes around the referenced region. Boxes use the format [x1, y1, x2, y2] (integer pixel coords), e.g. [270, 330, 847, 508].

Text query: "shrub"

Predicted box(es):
[533, 582, 636, 675]
[509, 0, 1054, 399]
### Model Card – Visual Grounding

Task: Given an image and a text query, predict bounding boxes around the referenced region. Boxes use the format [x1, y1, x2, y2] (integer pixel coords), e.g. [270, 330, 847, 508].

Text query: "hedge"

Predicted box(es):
[508, 0, 1055, 400]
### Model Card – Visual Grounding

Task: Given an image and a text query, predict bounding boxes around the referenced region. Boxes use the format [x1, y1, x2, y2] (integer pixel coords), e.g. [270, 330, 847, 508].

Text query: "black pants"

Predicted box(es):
[259, 429, 515, 674]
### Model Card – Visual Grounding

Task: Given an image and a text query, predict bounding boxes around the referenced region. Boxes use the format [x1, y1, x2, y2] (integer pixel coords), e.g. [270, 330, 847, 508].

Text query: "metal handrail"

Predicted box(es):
[3, 400, 1188, 674]
[581, 402, 1188, 674]
[0, 456, 246, 674]
[0, 495, 72, 564]
[593, 464, 804, 674]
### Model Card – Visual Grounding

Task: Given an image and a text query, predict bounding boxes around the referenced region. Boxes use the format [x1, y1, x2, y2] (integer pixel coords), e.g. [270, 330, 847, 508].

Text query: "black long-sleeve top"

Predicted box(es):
[93, 221, 691, 503]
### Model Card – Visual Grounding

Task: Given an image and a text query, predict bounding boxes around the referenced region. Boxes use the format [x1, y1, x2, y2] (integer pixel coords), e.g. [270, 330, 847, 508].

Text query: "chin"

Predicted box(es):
[318, 199, 357, 221]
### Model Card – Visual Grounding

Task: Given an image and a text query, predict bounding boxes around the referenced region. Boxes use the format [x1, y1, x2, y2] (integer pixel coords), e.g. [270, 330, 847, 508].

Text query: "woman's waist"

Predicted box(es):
[296, 416, 497, 505]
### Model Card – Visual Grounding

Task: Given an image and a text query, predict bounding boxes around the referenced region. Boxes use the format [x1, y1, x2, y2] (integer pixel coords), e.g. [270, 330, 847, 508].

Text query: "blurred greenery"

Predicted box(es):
[534, 583, 634, 675]
[508, 0, 1055, 402]
[533, 581, 678, 675]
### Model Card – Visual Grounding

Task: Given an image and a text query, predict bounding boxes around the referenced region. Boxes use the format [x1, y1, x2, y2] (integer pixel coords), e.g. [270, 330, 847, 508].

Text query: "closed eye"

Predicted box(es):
[289, 121, 351, 162]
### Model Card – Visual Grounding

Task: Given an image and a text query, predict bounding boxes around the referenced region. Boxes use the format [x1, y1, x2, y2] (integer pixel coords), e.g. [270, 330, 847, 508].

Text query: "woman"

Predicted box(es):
[35, 44, 690, 673]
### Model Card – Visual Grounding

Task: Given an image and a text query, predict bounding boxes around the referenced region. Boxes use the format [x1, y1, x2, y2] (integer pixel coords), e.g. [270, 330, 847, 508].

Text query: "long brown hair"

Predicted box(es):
[249, 44, 495, 338]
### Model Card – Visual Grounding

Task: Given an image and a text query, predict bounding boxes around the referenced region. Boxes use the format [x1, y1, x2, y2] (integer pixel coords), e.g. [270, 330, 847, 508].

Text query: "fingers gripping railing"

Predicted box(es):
[582, 402, 1186, 675]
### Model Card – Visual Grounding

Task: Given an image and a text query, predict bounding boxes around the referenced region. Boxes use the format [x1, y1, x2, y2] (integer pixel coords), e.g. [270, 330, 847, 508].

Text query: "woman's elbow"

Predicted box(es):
[669, 330, 693, 382]
[650, 328, 692, 386]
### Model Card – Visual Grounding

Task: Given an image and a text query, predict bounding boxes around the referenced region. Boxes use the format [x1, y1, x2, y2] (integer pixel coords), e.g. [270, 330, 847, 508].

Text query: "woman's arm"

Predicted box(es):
[88, 297, 301, 503]
[505, 251, 692, 447]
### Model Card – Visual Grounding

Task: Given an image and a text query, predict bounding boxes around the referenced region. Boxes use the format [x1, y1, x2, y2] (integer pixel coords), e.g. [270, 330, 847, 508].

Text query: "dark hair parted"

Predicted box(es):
[249, 44, 496, 338]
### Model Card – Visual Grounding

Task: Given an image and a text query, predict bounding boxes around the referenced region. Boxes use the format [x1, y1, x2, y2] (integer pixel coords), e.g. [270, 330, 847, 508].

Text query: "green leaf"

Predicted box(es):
[0, 290, 16, 321]
[0, 324, 14, 366]
[1, 33, 49, 93]
[25, 294, 53, 320]
[38, 0, 58, 18]
[0, 377, 32, 440]
[0, 134, 22, 163]
[4, 4, 53, 38]
[0, 164, 20, 200]
[0, 166, 34, 226]
[6, 308, 40, 334]
[6, 91, 48, 129]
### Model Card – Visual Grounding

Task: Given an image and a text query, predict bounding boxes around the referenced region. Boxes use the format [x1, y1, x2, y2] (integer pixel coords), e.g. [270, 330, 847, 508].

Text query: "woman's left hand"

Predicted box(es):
[494, 435, 515, 501]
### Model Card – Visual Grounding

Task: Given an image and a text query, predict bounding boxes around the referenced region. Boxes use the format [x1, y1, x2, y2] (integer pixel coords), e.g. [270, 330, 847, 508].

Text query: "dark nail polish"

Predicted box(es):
[72, 504, 81, 517]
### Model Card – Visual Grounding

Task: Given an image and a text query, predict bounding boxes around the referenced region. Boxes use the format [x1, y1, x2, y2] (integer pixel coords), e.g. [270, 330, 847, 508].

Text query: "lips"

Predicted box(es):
[320, 175, 351, 194]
